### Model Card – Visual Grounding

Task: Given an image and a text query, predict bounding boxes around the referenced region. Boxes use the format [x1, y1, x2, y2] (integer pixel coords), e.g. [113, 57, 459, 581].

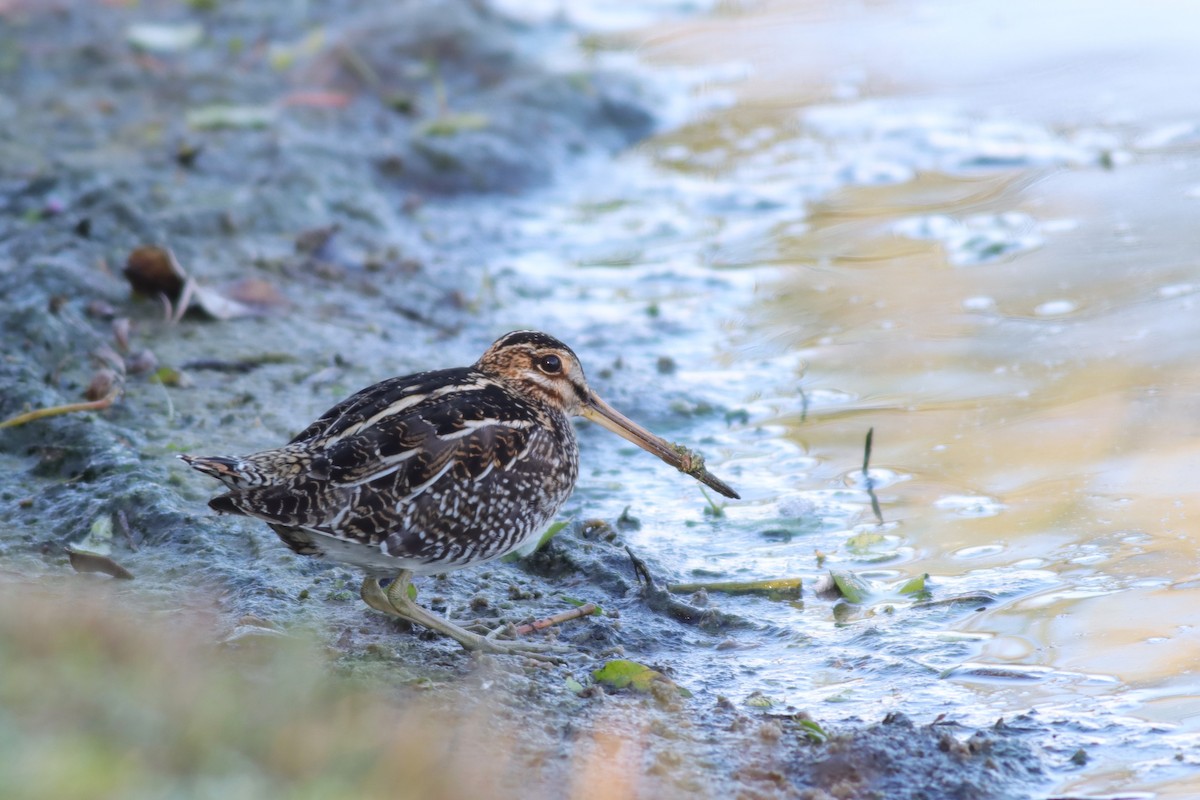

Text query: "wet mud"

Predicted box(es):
[0, 1, 1059, 797]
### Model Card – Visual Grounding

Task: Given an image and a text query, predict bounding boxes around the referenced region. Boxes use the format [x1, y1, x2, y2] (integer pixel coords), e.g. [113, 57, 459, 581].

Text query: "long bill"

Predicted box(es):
[581, 393, 740, 500]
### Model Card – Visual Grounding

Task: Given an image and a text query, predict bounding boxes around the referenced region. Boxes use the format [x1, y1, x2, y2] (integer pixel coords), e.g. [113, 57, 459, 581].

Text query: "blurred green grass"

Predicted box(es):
[0, 583, 529, 800]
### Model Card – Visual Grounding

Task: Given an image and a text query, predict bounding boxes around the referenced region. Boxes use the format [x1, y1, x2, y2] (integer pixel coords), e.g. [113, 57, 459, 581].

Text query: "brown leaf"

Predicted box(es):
[124, 245, 187, 299]
[66, 548, 135, 580]
[192, 279, 287, 320]
[219, 277, 288, 313]
[85, 299, 117, 319]
[124, 349, 158, 375]
[295, 224, 340, 255]
[112, 317, 131, 352]
[84, 369, 119, 401]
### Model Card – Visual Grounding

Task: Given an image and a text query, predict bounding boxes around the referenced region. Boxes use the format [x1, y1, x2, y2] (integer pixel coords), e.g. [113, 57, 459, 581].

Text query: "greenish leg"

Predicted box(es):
[359, 573, 566, 659]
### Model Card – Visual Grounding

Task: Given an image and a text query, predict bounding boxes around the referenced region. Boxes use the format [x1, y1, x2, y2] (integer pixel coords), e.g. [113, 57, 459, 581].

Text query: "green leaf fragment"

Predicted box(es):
[560, 596, 603, 615]
[564, 677, 584, 695]
[898, 573, 930, 598]
[267, 28, 326, 71]
[152, 366, 184, 386]
[186, 104, 277, 130]
[417, 112, 491, 137]
[700, 487, 725, 518]
[502, 519, 571, 562]
[73, 514, 114, 556]
[536, 520, 570, 549]
[845, 531, 885, 553]
[743, 691, 775, 709]
[798, 719, 829, 743]
[829, 570, 871, 604]
[592, 659, 691, 697]
[667, 577, 802, 601]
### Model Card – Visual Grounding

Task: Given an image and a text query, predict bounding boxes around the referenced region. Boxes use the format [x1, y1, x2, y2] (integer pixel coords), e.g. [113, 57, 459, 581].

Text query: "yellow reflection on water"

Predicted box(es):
[640, 0, 1200, 789]
[772, 163, 1200, 702]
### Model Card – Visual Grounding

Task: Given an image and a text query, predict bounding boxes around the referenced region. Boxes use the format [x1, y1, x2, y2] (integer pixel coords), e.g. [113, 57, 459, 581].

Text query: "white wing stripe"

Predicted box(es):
[393, 458, 456, 510]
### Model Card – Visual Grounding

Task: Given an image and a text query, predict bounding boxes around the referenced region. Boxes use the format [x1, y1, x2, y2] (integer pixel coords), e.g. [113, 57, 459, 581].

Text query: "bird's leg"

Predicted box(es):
[360, 574, 400, 615]
[360, 573, 566, 659]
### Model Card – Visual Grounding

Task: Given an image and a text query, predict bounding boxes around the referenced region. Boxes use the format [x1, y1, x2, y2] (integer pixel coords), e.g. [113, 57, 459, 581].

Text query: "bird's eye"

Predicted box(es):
[537, 354, 563, 375]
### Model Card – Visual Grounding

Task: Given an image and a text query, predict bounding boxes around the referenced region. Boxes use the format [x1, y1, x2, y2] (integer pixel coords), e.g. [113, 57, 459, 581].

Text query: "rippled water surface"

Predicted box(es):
[503, 0, 1200, 795]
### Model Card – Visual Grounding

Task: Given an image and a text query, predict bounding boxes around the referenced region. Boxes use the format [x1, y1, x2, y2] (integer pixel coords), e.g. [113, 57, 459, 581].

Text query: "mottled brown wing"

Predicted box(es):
[217, 376, 541, 542]
[316, 376, 535, 486]
[287, 367, 472, 446]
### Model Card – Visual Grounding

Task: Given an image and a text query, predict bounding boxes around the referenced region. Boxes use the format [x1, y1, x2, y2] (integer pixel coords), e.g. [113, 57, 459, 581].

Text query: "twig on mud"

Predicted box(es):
[625, 546, 745, 632]
[626, 545, 654, 587]
[116, 509, 139, 552]
[0, 386, 121, 429]
[514, 603, 597, 635]
[667, 577, 802, 600]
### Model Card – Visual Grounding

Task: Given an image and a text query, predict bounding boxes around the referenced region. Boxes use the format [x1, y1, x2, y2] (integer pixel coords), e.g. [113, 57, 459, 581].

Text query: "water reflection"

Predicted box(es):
[620, 0, 1200, 794]
[487, 0, 1200, 793]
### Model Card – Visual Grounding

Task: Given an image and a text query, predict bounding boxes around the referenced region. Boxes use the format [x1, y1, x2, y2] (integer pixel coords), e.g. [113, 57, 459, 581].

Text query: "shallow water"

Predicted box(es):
[498, 0, 1200, 795]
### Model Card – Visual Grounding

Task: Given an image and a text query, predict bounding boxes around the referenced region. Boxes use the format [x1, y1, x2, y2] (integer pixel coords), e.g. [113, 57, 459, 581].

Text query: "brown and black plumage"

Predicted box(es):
[181, 330, 738, 655]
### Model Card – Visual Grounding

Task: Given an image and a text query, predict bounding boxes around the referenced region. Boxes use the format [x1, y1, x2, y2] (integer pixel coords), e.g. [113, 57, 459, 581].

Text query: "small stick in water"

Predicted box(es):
[862, 427, 884, 524]
[513, 603, 598, 635]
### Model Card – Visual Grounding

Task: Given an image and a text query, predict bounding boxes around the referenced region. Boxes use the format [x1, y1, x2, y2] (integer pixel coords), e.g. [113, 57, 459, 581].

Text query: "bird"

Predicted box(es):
[181, 330, 739, 655]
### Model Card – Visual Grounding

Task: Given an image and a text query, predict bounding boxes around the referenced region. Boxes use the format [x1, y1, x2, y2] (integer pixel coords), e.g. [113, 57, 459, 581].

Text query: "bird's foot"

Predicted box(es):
[361, 576, 567, 661]
[464, 633, 567, 662]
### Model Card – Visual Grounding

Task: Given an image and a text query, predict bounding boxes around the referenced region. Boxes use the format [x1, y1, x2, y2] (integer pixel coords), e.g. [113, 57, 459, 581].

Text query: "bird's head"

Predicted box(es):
[477, 330, 739, 499]
[476, 330, 591, 415]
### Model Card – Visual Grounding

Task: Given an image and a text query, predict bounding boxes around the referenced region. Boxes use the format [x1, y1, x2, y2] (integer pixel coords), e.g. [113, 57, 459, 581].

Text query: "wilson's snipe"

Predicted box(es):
[181, 330, 738, 655]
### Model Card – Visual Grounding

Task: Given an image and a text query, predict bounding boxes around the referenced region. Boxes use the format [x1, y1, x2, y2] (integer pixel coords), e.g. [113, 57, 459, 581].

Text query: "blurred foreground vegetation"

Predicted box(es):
[0, 583, 560, 800]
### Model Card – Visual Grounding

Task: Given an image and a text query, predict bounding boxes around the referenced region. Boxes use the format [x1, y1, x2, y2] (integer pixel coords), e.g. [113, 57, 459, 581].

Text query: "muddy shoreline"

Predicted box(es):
[0, 2, 1051, 797]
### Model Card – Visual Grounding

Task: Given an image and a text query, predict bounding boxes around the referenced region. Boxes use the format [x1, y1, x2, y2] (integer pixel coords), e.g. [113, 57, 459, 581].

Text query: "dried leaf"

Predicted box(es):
[66, 548, 134, 580]
[111, 317, 132, 352]
[218, 278, 288, 313]
[86, 300, 117, 319]
[125, 349, 158, 375]
[84, 369, 120, 401]
[295, 224, 340, 255]
[124, 246, 187, 299]
[190, 279, 286, 320]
